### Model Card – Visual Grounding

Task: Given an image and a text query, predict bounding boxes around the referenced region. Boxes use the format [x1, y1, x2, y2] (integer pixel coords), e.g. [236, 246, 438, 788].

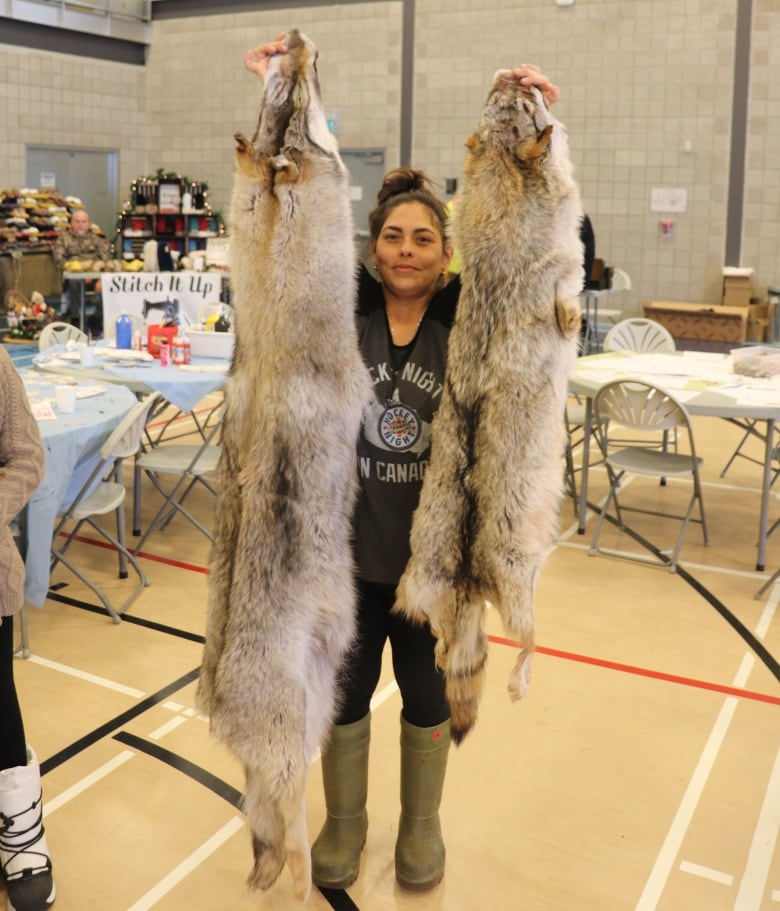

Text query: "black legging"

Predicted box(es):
[0, 616, 27, 771]
[335, 579, 450, 728]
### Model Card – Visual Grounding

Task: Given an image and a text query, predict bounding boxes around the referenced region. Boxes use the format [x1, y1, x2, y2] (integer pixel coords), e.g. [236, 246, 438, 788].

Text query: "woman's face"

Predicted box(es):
[372, 201, 452, 301]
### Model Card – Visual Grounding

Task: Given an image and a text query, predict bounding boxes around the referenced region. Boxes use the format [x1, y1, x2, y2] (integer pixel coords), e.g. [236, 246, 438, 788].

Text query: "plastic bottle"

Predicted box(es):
[116, 311, 133, 350]
[172, 335, 185, 365]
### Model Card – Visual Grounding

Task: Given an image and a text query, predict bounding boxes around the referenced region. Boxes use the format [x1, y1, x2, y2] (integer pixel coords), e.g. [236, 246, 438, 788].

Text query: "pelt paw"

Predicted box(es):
[555, 298, 582, 336]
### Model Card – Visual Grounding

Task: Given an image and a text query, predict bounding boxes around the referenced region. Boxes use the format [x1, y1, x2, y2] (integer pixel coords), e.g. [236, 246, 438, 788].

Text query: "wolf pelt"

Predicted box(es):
[394, 72, 583, 744]
[197, 30, 372, 901]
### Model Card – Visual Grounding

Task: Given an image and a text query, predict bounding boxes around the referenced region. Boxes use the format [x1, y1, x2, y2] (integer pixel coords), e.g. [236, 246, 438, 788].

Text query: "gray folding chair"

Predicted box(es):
[50, 392, 162, 622]
[588, 379, 708, 572]
[132, 411, 222, 554]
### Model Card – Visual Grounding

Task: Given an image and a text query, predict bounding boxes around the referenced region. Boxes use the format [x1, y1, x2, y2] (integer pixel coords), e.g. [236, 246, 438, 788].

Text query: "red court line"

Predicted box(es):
[65, 533, 209, 574]
[489, 635, 780, 706]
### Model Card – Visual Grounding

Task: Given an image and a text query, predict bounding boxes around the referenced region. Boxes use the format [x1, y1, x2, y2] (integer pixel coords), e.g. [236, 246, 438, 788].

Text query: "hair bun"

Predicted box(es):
[377, 167, 432, 205]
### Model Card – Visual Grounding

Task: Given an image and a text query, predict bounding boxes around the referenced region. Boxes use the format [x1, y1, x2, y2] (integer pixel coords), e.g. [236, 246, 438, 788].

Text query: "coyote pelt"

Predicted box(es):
[394, 72, 583, 744]
[197, 30, 371, 901]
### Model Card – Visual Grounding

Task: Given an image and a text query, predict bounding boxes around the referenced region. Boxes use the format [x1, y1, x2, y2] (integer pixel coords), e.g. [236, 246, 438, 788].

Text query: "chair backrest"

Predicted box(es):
[39, 322, 88, 350]
[593, 380, 692, 437]
[100, 392, 163, 460]
[610, 268, 632, 292]
[603, 318, 675, 354]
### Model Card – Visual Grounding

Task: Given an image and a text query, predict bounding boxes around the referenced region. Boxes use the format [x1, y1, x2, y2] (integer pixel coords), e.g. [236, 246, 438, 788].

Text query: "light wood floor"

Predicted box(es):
[6, 395, 779, 911]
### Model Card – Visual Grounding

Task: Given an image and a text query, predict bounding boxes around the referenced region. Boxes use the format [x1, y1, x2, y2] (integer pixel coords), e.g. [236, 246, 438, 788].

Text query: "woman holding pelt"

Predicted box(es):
[246, 38, 561, 893]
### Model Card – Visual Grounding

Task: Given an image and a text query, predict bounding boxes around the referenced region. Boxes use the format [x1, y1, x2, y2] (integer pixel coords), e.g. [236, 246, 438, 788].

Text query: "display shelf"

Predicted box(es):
[115, 172, 224, 260]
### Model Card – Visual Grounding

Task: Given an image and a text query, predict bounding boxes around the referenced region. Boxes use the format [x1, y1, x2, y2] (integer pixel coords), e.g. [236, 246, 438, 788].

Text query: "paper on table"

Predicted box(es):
[178, 364, 230, 372]
[75, 385, 106, 399]
[31, 400, 57, 421]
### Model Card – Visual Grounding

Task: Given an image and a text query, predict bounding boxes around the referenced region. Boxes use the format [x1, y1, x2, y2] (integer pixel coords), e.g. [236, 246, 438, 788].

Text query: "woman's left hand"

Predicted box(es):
[513, 64, 560, 106]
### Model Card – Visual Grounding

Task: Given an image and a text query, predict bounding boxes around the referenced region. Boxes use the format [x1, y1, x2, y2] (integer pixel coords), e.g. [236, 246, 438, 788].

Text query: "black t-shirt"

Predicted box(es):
[354, 265, 460, 584]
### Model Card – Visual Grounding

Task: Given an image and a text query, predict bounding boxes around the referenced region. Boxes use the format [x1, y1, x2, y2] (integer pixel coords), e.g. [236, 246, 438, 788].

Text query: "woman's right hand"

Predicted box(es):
[244, 34, 289, 80]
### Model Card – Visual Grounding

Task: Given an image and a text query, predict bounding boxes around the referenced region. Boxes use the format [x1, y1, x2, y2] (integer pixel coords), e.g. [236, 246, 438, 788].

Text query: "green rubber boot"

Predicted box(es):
[395, 716, 450, 891]
[311, 714, 371, 889]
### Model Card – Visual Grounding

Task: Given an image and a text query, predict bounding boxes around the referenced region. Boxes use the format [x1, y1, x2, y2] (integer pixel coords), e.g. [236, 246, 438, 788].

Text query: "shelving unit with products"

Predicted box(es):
[114, 172, 224, 261]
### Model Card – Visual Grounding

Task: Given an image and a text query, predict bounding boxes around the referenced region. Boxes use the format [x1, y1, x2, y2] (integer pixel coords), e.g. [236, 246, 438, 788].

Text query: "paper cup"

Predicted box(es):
[79, 345, 95, 366]
[55, 384, 76, 413]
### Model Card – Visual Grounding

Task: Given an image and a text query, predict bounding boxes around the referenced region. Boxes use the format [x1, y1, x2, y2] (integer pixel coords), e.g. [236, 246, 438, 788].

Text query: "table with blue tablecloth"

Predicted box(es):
[20, 370, 137, 605]
[33, 344, 230, 412]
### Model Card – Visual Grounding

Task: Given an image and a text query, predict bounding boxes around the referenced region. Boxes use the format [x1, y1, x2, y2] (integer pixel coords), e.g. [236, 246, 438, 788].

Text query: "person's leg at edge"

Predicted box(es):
[0, 616, 56, 911]
[311, 580, 387, 889]
[389, 607, 451, 892]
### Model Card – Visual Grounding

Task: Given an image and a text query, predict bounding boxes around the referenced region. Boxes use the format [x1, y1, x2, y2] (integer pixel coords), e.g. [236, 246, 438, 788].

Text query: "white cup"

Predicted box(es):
[55, 384, 76, 413]
[79, 345, 95, 366]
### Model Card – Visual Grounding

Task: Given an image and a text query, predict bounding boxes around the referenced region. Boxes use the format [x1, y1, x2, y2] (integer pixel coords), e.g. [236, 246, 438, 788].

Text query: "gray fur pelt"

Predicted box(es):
[394, 71, 583, 744]
[197, 29, 372, 901]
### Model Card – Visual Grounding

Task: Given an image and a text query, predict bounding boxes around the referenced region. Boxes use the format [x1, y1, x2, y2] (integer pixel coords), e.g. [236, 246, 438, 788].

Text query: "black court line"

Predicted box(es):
[114, 731, 243, 808]
[588, 500, 780, 682]
[40, 666, 200, 775]
[112, 732, 361, 911]
[46, 589, 206, 643]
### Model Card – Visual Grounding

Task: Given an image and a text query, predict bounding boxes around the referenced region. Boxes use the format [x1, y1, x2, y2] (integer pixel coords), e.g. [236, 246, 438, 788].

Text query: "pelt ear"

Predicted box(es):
[235, 132, 256, 174]
[514, 123, 553, 163]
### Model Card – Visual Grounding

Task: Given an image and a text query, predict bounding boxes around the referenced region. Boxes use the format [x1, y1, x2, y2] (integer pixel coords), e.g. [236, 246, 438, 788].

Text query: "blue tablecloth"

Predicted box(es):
[21, 370, 137, 606]
[33, 345, 230, 412]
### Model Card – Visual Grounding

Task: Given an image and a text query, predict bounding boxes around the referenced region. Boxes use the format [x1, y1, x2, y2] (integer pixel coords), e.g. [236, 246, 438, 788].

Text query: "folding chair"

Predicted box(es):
[603, 317, 675, 354]
[38, 322, 88, 350]
[132, 412, 222, 554]
[49, 392, 163, 622]
[588, 379, 708, 572]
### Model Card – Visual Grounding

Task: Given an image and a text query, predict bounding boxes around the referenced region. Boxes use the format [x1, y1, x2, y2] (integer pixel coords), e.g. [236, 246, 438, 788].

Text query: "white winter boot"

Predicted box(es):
[0, 746, 55, 911]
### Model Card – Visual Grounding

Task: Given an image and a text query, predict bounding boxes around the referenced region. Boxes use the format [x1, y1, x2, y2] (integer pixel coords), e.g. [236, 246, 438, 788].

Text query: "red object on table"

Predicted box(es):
[147, 323, 178, 357]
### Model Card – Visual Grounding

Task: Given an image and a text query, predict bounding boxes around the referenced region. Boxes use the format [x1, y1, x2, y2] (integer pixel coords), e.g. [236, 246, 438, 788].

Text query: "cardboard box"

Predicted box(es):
[746, 301, 768, 342]
[642, 301, 747, 352]
[722, 267, 753, 308]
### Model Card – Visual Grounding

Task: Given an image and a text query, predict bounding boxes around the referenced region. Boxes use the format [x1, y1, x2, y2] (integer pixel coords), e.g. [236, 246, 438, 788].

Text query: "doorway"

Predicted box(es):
[25, 146, 120, 245]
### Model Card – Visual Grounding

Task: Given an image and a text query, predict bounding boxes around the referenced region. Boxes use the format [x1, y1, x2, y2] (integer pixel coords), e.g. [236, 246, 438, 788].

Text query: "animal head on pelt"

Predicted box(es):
[464, 70, 571, 184]
[235, 28, 339, 183]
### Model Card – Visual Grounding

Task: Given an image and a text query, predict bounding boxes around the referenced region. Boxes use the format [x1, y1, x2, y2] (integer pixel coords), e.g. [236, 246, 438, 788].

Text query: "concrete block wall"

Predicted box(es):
[1, 0, 777, 310]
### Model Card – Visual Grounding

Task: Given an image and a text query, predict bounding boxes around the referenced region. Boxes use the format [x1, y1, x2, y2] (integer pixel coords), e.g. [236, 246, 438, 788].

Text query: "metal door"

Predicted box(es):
[340, 147, 385, 257]
[25, 146, 119, 244]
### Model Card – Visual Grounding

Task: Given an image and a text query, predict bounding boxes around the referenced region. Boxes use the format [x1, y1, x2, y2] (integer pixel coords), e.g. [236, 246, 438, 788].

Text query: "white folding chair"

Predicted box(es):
[38, 322, 88, 350]
[603, 317, 675, 354]
[49, 392, 163, 622]
[132, 412, 222, 554]
[588, 379, 708, 572]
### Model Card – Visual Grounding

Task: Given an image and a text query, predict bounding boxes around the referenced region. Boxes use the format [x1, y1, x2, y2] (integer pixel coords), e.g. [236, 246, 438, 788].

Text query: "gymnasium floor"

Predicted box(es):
[6, 393, 779, 911]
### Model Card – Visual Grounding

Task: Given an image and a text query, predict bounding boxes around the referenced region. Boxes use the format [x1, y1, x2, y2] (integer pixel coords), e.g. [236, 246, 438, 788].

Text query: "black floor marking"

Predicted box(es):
[45, 589, 206, 643]
[113, 731, 243, 808]
[112, 733, 362, 911]
[318, 887, 362, 910]
[39, 666, 200, 775]
[589, 500, 780, 682]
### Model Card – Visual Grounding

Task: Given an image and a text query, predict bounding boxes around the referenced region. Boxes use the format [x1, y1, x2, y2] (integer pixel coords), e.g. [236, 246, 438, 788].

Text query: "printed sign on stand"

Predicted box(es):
[101, 271, 223, 330]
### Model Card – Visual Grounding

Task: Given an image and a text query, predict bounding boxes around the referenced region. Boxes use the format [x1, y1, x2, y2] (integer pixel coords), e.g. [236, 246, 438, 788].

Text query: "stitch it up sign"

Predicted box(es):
[101, 271, 223, 329]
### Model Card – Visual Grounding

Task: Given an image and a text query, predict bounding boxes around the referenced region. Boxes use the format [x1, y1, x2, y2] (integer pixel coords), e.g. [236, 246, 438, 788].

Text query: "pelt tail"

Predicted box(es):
[243, 749, 310, 898]
[437, 587, 489, 744]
